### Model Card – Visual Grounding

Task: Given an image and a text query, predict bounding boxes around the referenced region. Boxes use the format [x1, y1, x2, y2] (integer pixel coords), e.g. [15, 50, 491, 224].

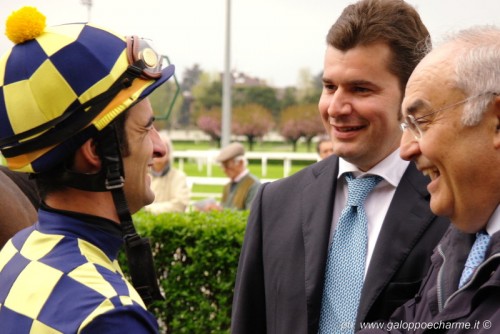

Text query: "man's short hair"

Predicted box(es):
[327, 0, 430, 92]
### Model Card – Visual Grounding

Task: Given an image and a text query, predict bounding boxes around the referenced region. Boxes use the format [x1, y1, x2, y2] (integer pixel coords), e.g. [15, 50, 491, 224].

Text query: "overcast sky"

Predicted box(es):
[1, 0, 499, 88]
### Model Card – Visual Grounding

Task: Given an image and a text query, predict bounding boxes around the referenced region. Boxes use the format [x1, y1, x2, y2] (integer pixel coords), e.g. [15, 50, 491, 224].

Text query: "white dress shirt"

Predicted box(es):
[332, 149, 410, 276]
[486, 205, 500, 236]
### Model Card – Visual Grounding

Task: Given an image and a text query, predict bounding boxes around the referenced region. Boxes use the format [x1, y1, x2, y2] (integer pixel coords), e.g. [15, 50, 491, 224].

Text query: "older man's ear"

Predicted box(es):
[494, 95, 500, 148]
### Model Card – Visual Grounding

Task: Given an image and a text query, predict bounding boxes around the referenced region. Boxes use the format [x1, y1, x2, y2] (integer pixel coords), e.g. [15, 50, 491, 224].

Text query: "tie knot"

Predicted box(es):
[458, 230, 491, 288]
[345, 173, 382, 206]
[474, 230, 491, 252]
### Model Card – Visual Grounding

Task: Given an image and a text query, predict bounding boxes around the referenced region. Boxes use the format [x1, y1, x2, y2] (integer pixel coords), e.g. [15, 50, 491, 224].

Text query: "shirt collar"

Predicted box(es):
[486, 205, 500, 236]
[38, 204, 123, 260]
[338, 148, 409, 186]
[233, 169, 250, 183]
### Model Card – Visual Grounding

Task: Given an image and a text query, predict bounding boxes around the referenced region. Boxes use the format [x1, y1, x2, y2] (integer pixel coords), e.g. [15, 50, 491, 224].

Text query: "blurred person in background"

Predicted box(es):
[196, 142, 260, 211]
[145, 131, 190, 213]
[316, 135, 334, 160]
[217, 142, 261, 210]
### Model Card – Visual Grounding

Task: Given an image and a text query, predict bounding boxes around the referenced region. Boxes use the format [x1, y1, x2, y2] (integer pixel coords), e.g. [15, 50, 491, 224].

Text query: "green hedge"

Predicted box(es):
[120, 210, 248, 333]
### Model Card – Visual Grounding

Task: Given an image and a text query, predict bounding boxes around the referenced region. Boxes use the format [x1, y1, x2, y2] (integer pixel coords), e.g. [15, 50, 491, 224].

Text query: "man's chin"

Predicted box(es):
[145, 191, 156, 207]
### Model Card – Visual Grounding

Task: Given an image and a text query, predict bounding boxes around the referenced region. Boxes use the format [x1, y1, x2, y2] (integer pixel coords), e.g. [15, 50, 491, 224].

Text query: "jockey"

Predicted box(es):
[0, 7, 174, 333]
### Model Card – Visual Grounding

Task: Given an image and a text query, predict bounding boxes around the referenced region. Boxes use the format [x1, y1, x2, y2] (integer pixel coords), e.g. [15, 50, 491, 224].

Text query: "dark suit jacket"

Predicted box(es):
[231, 155, 450, 334]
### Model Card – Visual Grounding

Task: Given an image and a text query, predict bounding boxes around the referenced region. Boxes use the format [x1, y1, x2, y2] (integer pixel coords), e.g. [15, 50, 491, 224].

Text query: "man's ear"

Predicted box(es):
[493, 96, 500, 149]
[75, 138, 102, 172]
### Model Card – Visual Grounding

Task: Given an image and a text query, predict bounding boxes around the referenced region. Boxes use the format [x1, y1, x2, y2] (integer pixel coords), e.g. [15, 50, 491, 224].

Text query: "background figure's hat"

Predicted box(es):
[0, 7, 175, 173]
[216, 142, 245, 162]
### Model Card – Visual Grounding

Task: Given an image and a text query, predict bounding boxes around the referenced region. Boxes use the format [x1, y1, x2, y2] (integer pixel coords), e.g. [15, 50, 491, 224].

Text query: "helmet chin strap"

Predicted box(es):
[55, 123, 164, 307]
[99, 124, 164, 307]
[97, 123, 164, 307]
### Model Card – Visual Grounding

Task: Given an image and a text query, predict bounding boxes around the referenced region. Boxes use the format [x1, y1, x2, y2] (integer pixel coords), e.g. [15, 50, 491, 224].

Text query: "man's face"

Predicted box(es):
[400, 46, 500, 232]
[318, 43, 403, 171]
[221, 158, 243, 181]
[122, 98, 166, 213]
[318, 140, 334, 159]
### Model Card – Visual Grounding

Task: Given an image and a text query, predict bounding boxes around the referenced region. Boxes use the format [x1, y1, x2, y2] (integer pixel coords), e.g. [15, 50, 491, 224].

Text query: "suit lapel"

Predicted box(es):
[301, 156, 339, 331]
[356, 162, 435, 323]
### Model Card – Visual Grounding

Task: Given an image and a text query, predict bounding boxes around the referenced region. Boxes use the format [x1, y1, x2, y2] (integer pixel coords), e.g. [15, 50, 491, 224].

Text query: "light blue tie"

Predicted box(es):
[458, 231, 491, 289]
[319, 173, 382, 333]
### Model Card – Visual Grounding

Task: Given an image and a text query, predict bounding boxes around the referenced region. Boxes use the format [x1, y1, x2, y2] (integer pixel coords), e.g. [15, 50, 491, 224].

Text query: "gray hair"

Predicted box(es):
[439, 26, 500, 125]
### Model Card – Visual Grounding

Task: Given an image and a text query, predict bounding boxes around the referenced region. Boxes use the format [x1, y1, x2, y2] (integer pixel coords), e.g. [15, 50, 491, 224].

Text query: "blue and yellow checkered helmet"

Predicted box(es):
[0, 7, 175, 173]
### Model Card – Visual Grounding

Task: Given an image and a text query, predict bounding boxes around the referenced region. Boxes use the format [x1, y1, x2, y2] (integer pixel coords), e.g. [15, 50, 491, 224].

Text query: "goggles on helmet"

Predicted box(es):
[126, 36, 166, 80]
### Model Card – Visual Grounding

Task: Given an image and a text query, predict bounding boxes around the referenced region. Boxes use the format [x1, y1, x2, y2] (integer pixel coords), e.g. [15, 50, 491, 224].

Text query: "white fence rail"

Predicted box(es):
[186, 176, 278, 200]
[176, 150, 319, 178]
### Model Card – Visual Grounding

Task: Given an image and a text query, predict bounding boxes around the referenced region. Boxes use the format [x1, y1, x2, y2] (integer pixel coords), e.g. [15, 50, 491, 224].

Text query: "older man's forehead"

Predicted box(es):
[403, 50, 455, 112]
[402, 97, 430, 116]
[403, 74, 431, 115]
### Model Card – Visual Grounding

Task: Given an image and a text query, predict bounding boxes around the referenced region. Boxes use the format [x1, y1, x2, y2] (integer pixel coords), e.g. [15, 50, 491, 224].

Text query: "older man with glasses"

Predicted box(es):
[359, 25, 500, 334]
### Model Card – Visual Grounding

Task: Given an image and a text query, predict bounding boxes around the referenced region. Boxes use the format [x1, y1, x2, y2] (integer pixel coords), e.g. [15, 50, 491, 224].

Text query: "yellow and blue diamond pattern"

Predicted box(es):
[0, 23, 158, 173]
[0, 218, 150, 333]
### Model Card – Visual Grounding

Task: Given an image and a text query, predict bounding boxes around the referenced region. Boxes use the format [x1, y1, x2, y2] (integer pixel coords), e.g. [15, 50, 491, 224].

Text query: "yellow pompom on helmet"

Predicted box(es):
[0, 6, 175, 174]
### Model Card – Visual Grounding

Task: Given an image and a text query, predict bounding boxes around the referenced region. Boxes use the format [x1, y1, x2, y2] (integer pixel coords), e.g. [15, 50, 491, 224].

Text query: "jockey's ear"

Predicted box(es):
[73, 139, 102, 174]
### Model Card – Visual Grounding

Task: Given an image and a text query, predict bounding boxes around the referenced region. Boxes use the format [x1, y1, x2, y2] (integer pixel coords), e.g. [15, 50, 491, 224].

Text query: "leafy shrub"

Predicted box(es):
[120, 210, 248, 333]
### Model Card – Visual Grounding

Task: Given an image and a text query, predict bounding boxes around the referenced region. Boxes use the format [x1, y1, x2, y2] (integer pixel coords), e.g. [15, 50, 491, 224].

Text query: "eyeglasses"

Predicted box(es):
[400, 92, 499, 139]
[126, 36, 166, 79]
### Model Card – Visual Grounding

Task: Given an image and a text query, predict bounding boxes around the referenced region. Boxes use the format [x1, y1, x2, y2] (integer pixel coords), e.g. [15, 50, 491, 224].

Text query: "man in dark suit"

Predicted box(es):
[231, 1, 450, 333]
